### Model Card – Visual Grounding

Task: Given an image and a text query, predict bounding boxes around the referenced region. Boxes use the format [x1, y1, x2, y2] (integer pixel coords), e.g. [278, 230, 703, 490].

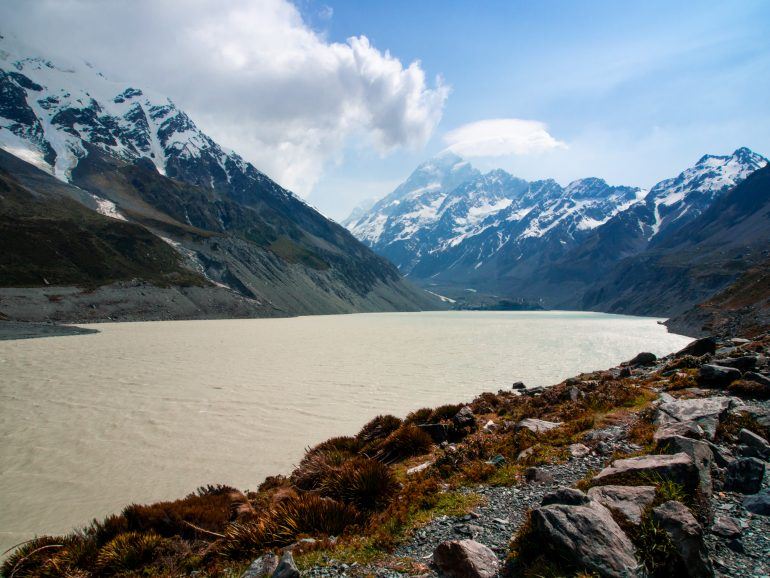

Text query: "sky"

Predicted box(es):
[2, 0, 769, 220]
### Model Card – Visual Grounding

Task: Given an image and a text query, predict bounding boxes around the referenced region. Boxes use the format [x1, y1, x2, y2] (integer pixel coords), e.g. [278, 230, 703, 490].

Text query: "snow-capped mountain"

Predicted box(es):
[0, 33, 438, 316]
[345, 146, 767, 305]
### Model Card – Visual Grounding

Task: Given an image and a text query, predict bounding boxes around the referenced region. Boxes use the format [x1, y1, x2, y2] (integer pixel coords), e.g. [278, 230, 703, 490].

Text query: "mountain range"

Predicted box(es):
[345, 146, 769, 329]
[0, 34, 438, 321]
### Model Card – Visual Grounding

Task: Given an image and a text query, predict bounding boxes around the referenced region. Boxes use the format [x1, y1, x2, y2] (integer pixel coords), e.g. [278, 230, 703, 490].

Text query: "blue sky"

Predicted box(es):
[305, 0, 770, 217]
[2, 0, 769, 220]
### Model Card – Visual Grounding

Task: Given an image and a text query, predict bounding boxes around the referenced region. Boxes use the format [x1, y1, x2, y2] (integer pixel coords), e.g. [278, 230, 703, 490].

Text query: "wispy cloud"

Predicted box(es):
[444, 118, 567, 158]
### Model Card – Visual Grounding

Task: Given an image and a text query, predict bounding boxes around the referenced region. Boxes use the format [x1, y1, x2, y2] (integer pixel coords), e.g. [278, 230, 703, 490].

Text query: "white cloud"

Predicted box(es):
[0, 0, 448, 195]
[444, 118, 567, 158]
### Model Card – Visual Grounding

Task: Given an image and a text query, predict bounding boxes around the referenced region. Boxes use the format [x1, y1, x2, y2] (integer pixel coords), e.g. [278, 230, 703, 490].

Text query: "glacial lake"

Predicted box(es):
[0, 311, 692, 552]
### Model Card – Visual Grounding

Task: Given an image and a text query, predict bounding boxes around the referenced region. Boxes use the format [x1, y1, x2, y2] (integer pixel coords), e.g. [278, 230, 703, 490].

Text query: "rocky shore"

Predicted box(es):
[3, 333, 769, 578]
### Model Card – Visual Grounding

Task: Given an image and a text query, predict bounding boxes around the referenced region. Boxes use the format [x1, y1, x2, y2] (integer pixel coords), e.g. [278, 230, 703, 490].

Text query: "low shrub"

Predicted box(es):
[319, 457, 397, 511]
[373, 425, 433, 463]
[356, 415, 402, 445]
[95, 531, 167, 575]
[291, 450, 350, 491]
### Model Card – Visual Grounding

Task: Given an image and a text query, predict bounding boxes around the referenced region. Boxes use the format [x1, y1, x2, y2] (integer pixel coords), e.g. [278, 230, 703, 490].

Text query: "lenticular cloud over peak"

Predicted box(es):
[444, 118, 567, 158]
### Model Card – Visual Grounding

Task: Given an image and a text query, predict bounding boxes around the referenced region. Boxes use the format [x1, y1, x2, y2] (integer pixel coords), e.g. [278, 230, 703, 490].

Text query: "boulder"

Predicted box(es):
[407, 460, 433, 475]
[698, 364, 741, 387]
[656, 435, 713, 496]
[743, 371, 770, 387]
[529, 502, 639, 578]
[453, 406, 476, 429]
[482, 419, 498, 433]
[418, 423, 450, 443]
[714, 356, 757, 372]
[656, 397, 734, 439]
[525, 467, 554, 484]
[738, 428, 770, 460]
[743, 489, 770, 515]
[653, 421, 704, 443]
[568, 443, 591, 458]
[511, 381, 526, 390]
[711, 516, 742, 539]
[272, 551, 299, 578]
[541, 487, 590, 507]
[618, 367, 632, 378]
[652, 501, 714, 578]
[725, 458, 765, 494]
[739, 406, 770, 430]
[676, 337, 716, 358]
[627, 351, 657, 366]
[432, 539, 499, 578]
[592, 453, 698, 491]
[240, 553, 279, 578]
[515, 418, 562, 433]
[586, 485, 656, 526]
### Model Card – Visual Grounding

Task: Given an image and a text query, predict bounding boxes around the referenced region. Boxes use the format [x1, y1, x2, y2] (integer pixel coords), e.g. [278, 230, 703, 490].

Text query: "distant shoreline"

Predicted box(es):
[0, 321, 98, 341]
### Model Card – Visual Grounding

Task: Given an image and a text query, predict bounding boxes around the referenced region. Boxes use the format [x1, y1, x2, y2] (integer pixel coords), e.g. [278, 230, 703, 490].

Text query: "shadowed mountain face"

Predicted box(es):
[0, 35, 439, 318]
[583, 164, 770, 319]
[345, 148, 768, 313]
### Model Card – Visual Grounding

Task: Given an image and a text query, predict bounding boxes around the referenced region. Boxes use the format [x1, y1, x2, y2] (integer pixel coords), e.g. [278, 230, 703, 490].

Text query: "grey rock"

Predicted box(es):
[715, 356, 757, 372]
[725, 457, 765, 494]
[652, 500, 714, 578]
[705, 441, 734, 468]
[515, 418, 562, 433]
[432, 539, 499, 578]
[592, 452, 698, 490]
[656, 435, 714, 496]
[627, 351, 657, 366]
[511, 381, 525, 390]
[743, 371, 770, 387]
[739, 406, 770, 430]
[653, 421, 705, 443]
[711, 516, 742, 539]
[529, 502, 640, 578]
[738, 428, 770, 459]
[677, 337, 717, 358]
[742, 489, 770, 515]
[525, 467, 554, 484]
[656, 397, 734, 440]
[541, 487, 590, 507]
[586, 485, 656, 526]
[240, 553, 279, 578]
[568, 443, 591, 458]
[453, 406, 476, 429]
[272, 551, 299, 578]
[418, 423, 450, 443]
[699, 364, 741, 387]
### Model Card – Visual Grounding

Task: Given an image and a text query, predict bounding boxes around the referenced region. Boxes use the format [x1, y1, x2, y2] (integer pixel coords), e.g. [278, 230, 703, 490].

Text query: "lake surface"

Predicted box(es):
[0, 311, 691, 552]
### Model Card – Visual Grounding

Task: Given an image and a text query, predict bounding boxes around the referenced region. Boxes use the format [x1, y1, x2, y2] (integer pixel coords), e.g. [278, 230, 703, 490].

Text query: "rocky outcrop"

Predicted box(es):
[592, 453, 698, 490]
[699, 364, 741, 387]
[656, 436, 714, 495]
[652, 500, 714, 578]
[515, 418, 562, 433]
[272, 551, 299, 578]
[432, 539, 499, 578]
[586, 485, 656, 526]
[240, 554, 278, 578]
[725, 458, 765, 494]
[528, 501, 640, 578]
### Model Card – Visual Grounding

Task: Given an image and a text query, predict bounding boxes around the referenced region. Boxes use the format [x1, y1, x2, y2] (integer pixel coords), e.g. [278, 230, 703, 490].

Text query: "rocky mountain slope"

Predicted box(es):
[0, 34, 438, 320]
[346, 148, 767, 311]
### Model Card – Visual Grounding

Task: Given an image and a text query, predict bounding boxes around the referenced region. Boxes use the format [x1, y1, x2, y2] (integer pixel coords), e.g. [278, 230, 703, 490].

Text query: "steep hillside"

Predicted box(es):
[0, 34, 439, 318]
[582, 164, 770, 317]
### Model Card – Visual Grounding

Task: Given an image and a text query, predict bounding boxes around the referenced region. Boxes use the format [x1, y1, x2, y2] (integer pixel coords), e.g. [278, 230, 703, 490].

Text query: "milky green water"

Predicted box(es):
[0, 311, 691, 553]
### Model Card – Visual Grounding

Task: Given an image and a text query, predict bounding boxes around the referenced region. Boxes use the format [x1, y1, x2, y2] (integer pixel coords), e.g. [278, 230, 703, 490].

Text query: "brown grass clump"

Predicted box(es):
[373, 425, 434, 463]
[727, 379, 770, 400]
[95, 531, 168, 575]
[427, 403, 463, 423]
[716, 411, 769, 442]
[666, 370, 699, 391]
[305, 436, 362, 458]
[219, 494, 361, 560]
[0, 535, 67, 578]
[122, 485, 234, 539]
[290, 450, 350, 491]
[356, 415, 402, 445]
[319, 457, 397, 511]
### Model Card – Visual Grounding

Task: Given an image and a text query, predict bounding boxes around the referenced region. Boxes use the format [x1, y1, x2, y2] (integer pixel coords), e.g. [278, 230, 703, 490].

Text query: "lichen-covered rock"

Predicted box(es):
[586, 485, 656, 525]
[592, 452, 698, 490]
[528, 502, 640, 578]
[711, 516, 742, 539]
[655, 397, 734, 439]
[240, 553, 278, 578]
[568, 443, 591, 458]
[653, 421, 705, 443]
[515, 418, 562, 433]
[272, 551, 299, 578]
[432, 539, 499, 578]
[699, 364, 741, 387]
[652, 500, 714, 578]
[738, 428, 770, 460]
